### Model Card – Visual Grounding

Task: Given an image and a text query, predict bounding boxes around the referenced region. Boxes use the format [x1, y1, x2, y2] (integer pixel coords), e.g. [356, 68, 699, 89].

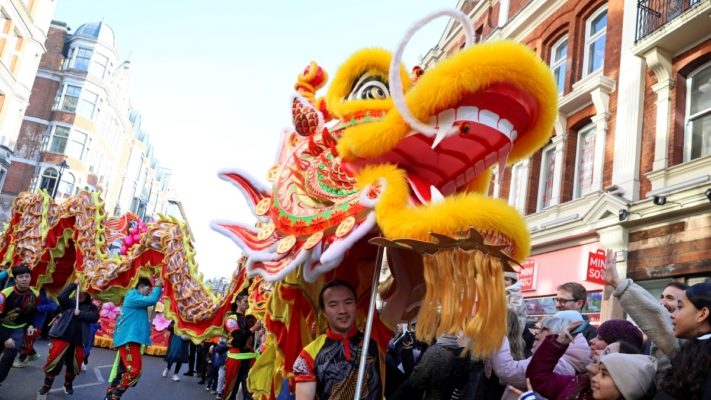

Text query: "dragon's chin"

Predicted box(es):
[355, 164, 530, 264]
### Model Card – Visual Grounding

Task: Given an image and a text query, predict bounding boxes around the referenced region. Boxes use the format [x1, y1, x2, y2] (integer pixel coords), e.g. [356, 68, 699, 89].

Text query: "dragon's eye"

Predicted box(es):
[348, 74, 390, 101]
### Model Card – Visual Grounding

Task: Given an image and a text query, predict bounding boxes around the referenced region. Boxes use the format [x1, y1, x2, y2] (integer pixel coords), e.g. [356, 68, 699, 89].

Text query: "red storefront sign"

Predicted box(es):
[519, 259, 538, 291]
[586, 249, 607, 285]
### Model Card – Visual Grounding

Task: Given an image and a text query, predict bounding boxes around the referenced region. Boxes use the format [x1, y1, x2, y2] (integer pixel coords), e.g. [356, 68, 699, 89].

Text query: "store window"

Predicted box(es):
[61, 85, 81, 112]
[574, 124, 596, 199]
[525, 291, 603, 325]
[39, 167, 58, 195]
[685, 62, 711, 162]
[551, 36, 568, 94]
[77, 90, 98, 119]
[89, 53, 109, 78]
[584, 7, 607, 76]
[538, 144, 556, 210]
[48, 126, 70, 153]
[73, 48, 92, 71]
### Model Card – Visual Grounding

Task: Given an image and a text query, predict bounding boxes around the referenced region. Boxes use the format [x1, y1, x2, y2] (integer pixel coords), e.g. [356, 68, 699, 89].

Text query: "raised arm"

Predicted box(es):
[526, 335, 577, 400]
[490, 336, 529, 390]
[380, 248, 413, 328]
[57, 283, 77, 310]
[602, 249, 679, 357]
[124, 286, 163, 309]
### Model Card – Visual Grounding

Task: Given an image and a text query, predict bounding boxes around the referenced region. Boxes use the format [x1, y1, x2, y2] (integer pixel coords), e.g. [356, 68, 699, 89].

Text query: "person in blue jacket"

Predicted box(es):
[104, 277, 162, 400]
[14, 287, 58, 367]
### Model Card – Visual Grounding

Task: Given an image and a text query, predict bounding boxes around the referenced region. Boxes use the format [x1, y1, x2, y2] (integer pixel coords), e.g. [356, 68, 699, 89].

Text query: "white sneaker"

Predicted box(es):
[172, 374, 180, 382]
[162, 368, 169, 377]
[81, 363, 87, 371]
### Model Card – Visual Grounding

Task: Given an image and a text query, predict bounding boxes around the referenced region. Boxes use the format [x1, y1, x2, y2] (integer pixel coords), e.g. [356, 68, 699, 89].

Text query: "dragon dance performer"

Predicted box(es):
[0, 264, 38, 389]
[14, 287, 58, 367]
[104, 278, 163, 400]
[38, 281, 99, 395]
[294, 249, 413, 400]
[223, 291, 262, 400]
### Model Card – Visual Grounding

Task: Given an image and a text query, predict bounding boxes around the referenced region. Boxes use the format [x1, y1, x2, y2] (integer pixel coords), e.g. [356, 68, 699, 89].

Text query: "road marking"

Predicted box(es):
[94, 364, 113, 383]
[48, 382, 103, 392]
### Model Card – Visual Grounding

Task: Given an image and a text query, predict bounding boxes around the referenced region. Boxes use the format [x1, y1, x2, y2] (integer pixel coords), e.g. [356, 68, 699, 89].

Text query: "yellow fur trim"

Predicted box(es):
[325, 48, 412, 120]
[355, 164, 530, 263]
[338, 41, 557, 165]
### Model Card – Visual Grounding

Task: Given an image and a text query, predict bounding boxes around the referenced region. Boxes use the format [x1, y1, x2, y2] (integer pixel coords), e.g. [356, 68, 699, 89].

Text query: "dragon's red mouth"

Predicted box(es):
[350, 82, 539, 205]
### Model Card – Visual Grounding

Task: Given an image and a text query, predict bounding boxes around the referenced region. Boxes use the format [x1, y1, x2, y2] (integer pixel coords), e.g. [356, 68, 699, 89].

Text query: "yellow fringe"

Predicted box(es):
[415, 249, 507, 359]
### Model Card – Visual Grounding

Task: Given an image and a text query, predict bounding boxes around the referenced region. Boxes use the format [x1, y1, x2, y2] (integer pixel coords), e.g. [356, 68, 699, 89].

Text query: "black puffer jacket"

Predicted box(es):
[56, 283, 100, 346]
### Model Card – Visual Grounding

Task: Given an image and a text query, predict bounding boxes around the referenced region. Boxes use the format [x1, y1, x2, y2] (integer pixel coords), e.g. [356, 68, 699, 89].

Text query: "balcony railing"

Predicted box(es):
[636, 0, 704, 43]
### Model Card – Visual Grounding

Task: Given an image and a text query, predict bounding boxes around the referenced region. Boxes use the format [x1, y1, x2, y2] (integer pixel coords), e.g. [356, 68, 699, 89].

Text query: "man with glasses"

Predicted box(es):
[555, 282, 597, 342]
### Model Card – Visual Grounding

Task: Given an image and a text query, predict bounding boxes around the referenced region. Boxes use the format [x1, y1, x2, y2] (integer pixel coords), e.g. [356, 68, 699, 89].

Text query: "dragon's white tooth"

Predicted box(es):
[431, 109, 456, 149]
[497, 151, 509, 187]
[511, 130, 518, 141]
[430, 185, 445, 204]
[498, 119, 514, 137]
[479, 110, 499, 129]
[485, 152, 497, 167]
[456, 106, 479, 122]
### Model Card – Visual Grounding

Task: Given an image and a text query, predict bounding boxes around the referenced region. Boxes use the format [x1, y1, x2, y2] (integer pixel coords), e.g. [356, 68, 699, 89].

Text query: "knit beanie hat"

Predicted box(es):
[554, 310, 583, 322]
[504, 271, 518, 282]
[600, 353, 657, 400]
[597, 319, 644, 350]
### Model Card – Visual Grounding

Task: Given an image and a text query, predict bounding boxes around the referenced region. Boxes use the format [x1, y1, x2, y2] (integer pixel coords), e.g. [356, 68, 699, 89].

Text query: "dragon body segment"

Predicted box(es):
[0, 190, 234, 341]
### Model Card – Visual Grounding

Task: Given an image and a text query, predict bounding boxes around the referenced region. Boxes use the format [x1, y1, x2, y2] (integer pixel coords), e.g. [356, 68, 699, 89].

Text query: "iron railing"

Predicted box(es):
[635, 0, 704, 43]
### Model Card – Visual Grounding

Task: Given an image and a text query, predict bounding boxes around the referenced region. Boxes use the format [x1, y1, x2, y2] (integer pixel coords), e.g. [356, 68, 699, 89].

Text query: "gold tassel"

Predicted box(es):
[415, 248, 508, 360]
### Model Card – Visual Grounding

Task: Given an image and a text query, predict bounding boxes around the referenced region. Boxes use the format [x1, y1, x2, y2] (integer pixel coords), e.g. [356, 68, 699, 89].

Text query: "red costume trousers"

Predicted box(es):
[41, 338, 84, 390]
[20, 327, 41, 356]
[106, 343, 143, 399]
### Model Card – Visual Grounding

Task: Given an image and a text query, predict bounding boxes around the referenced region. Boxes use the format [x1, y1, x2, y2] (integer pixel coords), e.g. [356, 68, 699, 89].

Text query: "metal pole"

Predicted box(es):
[75, 283, 80, 310]
[354, 246, 385, 400]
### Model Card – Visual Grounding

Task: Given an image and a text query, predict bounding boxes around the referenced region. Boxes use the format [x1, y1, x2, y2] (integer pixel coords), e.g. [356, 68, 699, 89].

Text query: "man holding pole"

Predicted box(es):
[38, 280, 99, 394]
[104, 277, 162, 400]
[293, 249, 412, 400]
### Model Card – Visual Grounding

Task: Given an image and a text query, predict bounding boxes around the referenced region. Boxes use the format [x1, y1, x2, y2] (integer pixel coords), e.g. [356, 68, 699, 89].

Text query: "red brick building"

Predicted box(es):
[422, 0, 711, 322]
[0, 21, 177, 224]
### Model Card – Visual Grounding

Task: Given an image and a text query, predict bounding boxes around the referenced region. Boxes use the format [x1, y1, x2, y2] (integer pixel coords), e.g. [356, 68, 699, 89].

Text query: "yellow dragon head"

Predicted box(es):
[213, 12, 557, 357]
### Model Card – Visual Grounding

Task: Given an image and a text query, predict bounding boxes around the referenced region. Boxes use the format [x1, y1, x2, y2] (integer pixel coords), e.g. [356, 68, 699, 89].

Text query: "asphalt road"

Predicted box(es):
[1, 338, 232, 400]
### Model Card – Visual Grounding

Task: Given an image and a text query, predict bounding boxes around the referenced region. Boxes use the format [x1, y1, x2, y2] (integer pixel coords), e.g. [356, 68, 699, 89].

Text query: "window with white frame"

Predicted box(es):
[73, 48, 92, 71]
[47, 126, 69, 153]
[55, 172, 75, 200]
[574, 125, 596, 199]
[685, 62, 711, 161]
[39, 167, 58, 195]
[77, 90, 98, 119]
[509, 162, 526, 211]
[584, 7, 607, 77]
[65, 130, 90, 160]
[538, 144, 556, 210]
[89, 53, 109, 78]
[61, 85, 81, 112]
[551, 36, 568, 94]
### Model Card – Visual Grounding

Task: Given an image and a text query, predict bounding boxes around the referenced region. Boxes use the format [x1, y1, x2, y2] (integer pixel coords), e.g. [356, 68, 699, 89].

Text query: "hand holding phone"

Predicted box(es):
[556, 321, 583, 345]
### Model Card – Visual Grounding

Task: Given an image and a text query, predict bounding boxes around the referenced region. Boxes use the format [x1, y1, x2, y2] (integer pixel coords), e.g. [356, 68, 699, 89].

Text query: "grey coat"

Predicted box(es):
[613, 278, 685, 387]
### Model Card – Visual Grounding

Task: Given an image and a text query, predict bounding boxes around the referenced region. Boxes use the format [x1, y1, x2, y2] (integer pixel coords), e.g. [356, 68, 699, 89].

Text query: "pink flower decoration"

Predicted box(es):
[100, 302, 121, 320]
[153, 312, 171, 331]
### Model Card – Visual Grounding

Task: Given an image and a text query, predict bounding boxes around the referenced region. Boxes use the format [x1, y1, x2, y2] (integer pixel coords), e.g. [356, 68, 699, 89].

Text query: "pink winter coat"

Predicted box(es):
[526, 335, 593, 400]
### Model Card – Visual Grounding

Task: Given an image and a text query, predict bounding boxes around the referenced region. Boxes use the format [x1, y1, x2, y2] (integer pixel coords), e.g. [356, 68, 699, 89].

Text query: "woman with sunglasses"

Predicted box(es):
[655, 283, 711, 399]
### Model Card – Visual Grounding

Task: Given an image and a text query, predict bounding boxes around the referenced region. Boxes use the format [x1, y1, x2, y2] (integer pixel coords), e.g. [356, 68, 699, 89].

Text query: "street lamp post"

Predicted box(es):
[52, 160, 70, 199]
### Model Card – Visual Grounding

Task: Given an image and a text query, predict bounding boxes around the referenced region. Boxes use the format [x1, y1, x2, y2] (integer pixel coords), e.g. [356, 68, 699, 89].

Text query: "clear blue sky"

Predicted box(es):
[53, 0, 454, 279]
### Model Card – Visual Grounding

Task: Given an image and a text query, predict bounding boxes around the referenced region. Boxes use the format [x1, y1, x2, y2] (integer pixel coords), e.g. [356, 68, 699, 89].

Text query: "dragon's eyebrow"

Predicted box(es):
[348, 72, 388, 96]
